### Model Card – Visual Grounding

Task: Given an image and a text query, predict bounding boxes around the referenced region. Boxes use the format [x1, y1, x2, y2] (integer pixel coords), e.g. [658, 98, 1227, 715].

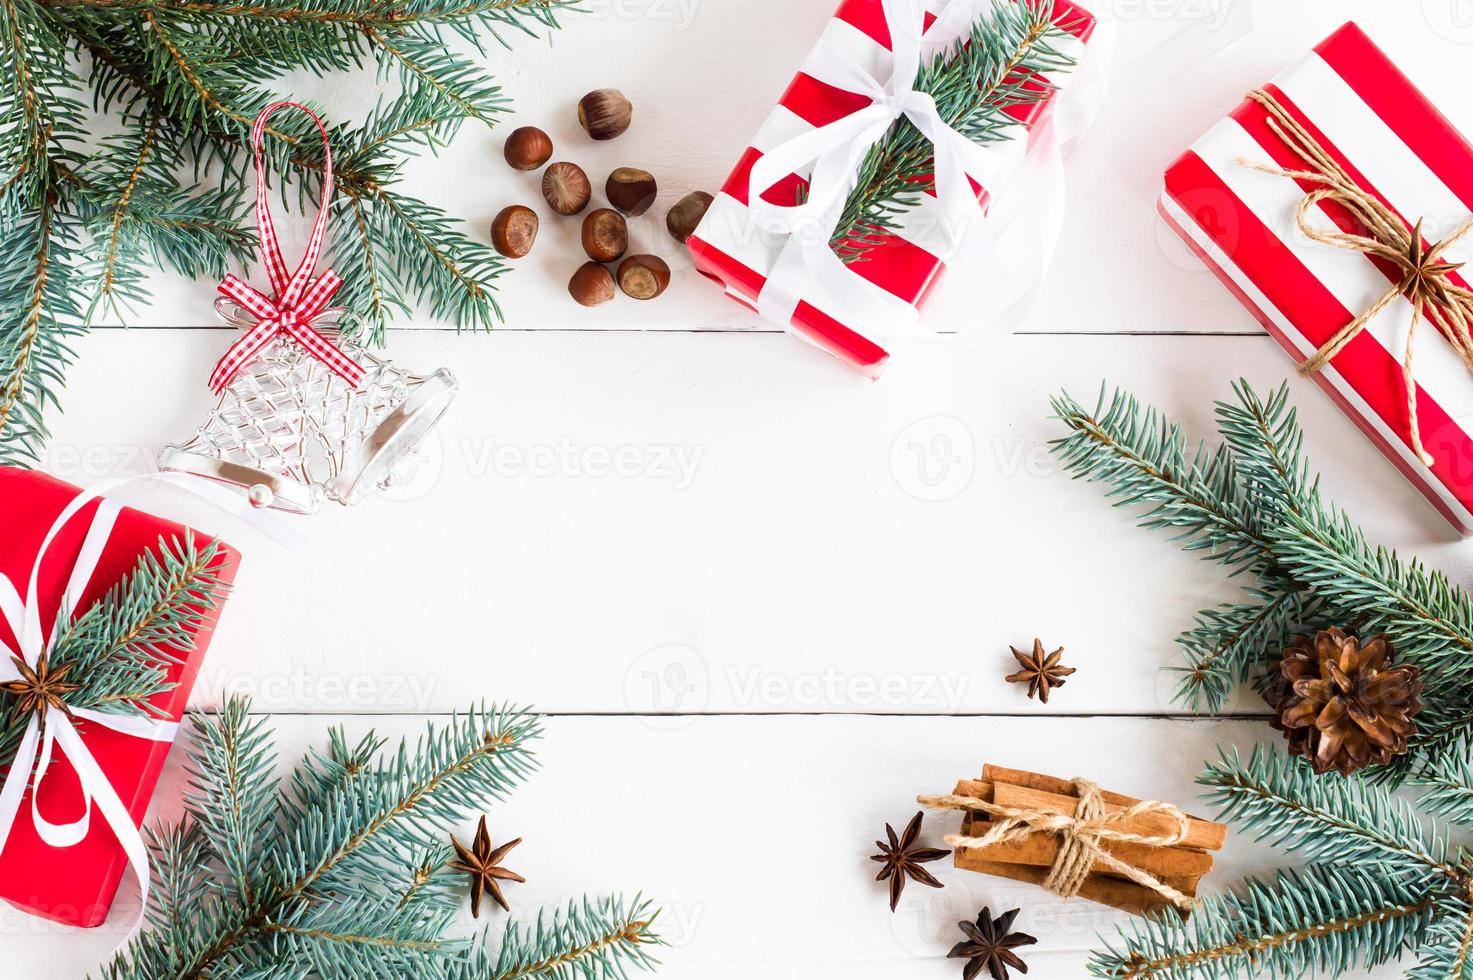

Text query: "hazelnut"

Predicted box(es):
[617, 254, 671, 300]
[491, 205, 539, 259]
[542, 162, 592, 216]
[666, 191, 714, 244]
[503, 126, 553, 171]
[578, 89, 633, 141]
[569, 262, 616, 307]
[581, 208, 629, 263]
[605, 167, 657, 217]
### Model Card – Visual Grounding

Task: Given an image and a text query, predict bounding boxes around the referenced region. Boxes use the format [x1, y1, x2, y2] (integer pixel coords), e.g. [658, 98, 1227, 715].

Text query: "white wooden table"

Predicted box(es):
[8, 1, 1469, 975]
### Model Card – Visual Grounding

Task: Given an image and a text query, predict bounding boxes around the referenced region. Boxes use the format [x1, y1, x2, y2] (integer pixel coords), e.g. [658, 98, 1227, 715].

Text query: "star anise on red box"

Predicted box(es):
[2, 650, 79, 735]
[870, 811, 948, 911]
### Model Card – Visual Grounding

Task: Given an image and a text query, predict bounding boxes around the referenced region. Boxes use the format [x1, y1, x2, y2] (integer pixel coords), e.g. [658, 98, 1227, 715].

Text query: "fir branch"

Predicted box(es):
[1417, 756, 1473, 829]
[1089, 866, 1437, 979]
[368, 28, 510, 126]
[96, 697, 661, 980]
[39, 0, 571, 35]
[1214, 382, 1473, 764]
[1, 0, 573, 458]
[73, 115, 253, 317]
[359, 182, 503, 331]
[1200, 746, 1456, 880]
[1409, 894, 1473, 980]
[184, 697, 277, 903]
[162, 703, 539, 978]
[0, 190, 84, 464]
[1052, 380, 1473, 778]
[1171, 588, 1310, 713]
[461, 895, 663, 980]
[1049, 387, 1279, 577]
[50, 533, 228, 715]
[830, 0, 1077, 262]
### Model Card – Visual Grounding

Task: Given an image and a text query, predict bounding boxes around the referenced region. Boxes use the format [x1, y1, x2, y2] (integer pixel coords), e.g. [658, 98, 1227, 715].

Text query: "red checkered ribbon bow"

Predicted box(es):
[209, 101, 365, 394]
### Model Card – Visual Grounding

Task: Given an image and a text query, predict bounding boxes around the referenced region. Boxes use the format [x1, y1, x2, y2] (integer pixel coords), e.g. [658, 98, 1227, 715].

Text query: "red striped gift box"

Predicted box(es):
[688, 0, 1095, 378]
[1161, 22, 1473, 535]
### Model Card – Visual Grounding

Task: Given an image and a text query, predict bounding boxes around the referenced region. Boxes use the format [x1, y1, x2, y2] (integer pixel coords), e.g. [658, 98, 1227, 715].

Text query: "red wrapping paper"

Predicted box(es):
[1161, 23, 1473, 534]
[688, 0, 1095, 376]
[0, 467, 240, 926]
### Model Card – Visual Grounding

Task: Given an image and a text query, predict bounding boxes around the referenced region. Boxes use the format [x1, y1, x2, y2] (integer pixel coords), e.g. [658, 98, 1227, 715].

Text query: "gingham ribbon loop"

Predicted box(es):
[208, 101, 364, 394]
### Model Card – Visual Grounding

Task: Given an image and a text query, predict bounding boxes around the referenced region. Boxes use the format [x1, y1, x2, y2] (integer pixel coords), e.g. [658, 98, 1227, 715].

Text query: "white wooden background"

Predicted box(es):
[9, 1, 1473, 976]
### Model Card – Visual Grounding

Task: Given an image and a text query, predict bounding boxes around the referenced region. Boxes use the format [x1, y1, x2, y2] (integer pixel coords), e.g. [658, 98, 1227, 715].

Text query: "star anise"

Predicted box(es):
[1005, 638, 1075, 704]
[1, 651, 79, 735]
[1400, 218, 1464, 301]
[449, 815, 525, 917]
[948, 907, 1037, 980]
[870, 811, 948, 911]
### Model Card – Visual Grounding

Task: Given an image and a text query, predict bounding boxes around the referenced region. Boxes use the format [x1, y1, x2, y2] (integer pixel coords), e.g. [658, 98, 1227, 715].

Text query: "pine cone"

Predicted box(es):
[1266, 628, 1423, 776]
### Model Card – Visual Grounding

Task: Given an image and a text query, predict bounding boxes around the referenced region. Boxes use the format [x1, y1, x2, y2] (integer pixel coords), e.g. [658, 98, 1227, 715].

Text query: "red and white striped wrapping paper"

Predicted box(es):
[1161, 23, 1473, 535]
[687, 0, 1095, 378]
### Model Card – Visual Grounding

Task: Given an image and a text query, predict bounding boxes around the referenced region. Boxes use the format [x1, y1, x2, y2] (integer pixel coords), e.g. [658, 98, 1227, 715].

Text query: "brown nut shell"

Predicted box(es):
[606, 167, 658, 217]
[569, 262, 617, 306]
[581, 208, 629, 263]
[617, 254, 671, 300]
[578, 89, 633, 141]
[491, 205, 539, 259]
[542, 162, 592, 216]
[503, 126, 553, 171]
[666, 191, 714, 244]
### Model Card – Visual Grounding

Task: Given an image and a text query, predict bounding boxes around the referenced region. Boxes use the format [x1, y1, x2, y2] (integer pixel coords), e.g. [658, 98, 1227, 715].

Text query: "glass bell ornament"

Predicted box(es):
[158, 298, 458, 514]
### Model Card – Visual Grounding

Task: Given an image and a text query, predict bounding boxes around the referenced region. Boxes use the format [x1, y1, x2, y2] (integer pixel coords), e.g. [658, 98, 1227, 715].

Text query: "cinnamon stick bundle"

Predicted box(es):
[922, 765, 1228, 918]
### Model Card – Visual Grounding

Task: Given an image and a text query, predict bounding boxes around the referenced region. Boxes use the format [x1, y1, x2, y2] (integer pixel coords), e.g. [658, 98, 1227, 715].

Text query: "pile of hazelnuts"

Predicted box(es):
[492, 89, 715, 307]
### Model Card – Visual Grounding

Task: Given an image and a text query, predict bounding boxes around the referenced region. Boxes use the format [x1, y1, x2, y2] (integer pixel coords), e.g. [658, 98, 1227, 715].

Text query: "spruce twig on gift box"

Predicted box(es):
[829, 0, 1080, 263]
[0, 533, 228, 762]
[91, 696, 664, 980]
[0, 0, 576, 465]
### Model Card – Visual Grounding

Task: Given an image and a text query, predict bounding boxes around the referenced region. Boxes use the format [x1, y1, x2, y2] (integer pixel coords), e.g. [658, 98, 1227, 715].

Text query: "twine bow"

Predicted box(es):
[919, 777, 1195, 908]
[209, 101, 365, 395]
[1244, 88, 1473, 467]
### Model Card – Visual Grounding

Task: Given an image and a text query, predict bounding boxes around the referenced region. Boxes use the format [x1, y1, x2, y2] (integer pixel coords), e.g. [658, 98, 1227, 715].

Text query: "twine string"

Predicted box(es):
[918, 777, 1195, 908]
[1240, 88, 1473, 467]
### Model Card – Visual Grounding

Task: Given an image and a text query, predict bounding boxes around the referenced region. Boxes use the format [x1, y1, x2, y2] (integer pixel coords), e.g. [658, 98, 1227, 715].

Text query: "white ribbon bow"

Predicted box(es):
[746, 0, 1014, 343]
[0, 472, 300, 937]
[0, 488, 173, 938]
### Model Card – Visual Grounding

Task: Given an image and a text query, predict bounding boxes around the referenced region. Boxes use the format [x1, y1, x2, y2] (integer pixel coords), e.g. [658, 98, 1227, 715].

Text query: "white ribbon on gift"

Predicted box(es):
[746, 0, 1009, 343]
[739, 0, 1252, 354]
[0, 472, 300, 938]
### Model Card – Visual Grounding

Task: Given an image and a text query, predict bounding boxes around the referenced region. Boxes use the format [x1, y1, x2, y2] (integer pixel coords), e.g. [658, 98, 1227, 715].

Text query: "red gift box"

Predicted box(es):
[688, 0, 1095, 377]
[0, 467, 240, 926]
[1161, 23, 1473, 535]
